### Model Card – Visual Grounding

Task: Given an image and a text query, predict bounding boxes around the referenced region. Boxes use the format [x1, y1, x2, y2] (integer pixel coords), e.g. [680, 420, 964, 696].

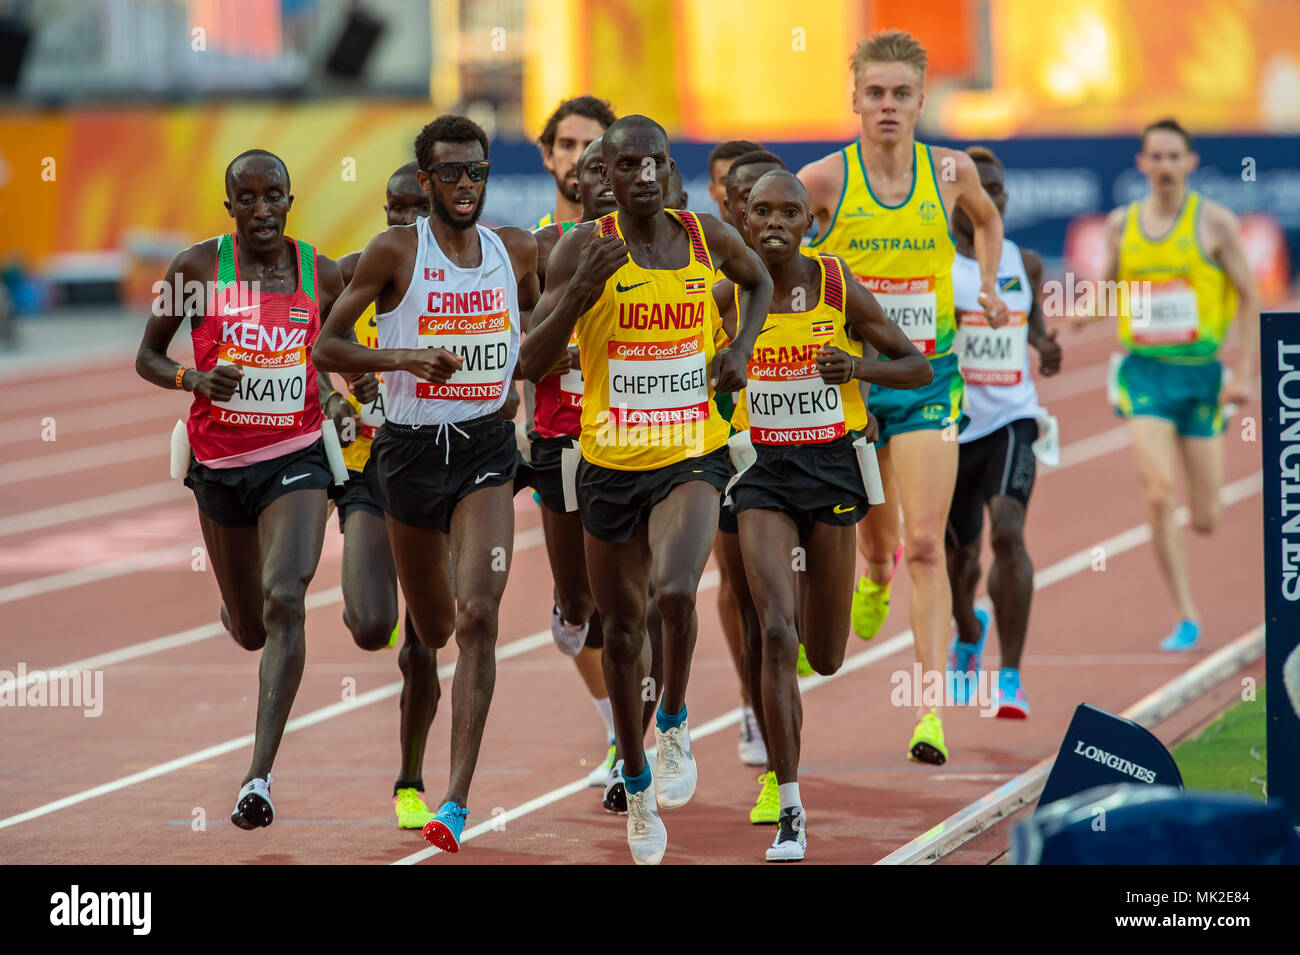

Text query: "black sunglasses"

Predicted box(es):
[427, 160, 491, 183]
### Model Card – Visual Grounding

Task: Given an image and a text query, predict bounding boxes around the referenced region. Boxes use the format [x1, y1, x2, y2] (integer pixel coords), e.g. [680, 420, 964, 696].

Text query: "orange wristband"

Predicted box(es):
[175, 367, 188, 390]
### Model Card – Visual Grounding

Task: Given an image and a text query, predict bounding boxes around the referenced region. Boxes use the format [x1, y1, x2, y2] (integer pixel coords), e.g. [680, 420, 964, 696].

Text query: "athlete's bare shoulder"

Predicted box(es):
[337, 250, 362, 286]
[1197, 196, 1240, 233]
[173, 236, 221, 281]
[493, 224, 539, 278]
[796, 152, 846, 214]
[693, 210, 735, 244]
[314, 252, 343, 301]
[1102, 204, 1128, 242]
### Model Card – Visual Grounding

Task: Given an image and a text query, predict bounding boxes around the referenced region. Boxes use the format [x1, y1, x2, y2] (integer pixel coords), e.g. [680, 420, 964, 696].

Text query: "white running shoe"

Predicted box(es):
[626, 773, 668, 865]
[654, 721, 698, 809]
[765, 806, 806, 862]
[738, 707, 766, 766]
[550, 606, 588, 657]
[230, 774, 275, 830]
[586, 743, 616, 786]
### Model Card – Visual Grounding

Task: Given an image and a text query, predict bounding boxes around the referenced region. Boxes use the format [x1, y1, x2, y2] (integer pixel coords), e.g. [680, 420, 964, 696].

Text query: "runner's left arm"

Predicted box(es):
[1205, 202, 1258, 407]
[830, 257, 932, 390]
[941, 148, 1010, 328]
[700, 213, 773, 392]
[1021, 248, 1061, 376]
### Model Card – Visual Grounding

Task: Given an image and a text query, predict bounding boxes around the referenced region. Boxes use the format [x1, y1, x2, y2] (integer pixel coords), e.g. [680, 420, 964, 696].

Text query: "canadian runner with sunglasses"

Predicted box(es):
[718, 170, 930, 861]
[314, 115, 540, 855]
[521, 115, 772, 865]
[308, 162, 441, 831]
[136, 149, 343, 830]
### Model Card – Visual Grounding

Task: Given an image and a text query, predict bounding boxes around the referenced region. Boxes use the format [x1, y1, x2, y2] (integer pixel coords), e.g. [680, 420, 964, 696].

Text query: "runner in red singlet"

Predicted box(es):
[135, 150, 342, 830]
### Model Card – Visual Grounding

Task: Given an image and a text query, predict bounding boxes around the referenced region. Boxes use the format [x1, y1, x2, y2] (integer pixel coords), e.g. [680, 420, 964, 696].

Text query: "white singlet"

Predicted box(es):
[377, 216, 520, 426]
[952, 240, 1041, 444]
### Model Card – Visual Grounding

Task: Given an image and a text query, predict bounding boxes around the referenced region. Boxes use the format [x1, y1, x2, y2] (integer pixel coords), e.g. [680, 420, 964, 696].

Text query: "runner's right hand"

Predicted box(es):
[546, 345, 579, 377]
[402, 347, 464, 384]
[195, 364, 243, 402]
[573, 230, 629, 294]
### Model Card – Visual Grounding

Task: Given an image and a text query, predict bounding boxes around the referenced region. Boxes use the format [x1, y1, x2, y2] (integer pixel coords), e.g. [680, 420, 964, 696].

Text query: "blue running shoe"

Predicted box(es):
[995, 668, 1030, 719]
[422, 801, 470, 853]
[1160, 619, 1201, 652]
[948, 606, 990, 705]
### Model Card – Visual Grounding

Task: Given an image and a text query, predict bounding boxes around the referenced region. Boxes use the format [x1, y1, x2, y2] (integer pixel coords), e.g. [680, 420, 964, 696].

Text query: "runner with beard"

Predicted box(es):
[533, 95, 617, 230]
[315, 115, 540, 854]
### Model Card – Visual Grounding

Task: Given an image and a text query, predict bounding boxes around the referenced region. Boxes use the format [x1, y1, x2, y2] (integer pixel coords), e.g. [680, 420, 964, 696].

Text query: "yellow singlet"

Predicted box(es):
[808, 140, 956, 359]
[730, 254, 867, 440]
[576, 209, 730, 470]
[341, 302, 387, 472]
[1116, 191, 1236, 362]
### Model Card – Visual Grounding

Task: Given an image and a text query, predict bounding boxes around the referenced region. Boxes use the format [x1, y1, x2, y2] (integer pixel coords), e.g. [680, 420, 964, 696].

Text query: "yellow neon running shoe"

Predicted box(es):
[393, 787, 435, 829]
[908, 708, 948, 765]
[796, 643, 815, 678]
[851, 544, 903, 641]
[387, 620, 400, 649]
[749, 771, 780, 825]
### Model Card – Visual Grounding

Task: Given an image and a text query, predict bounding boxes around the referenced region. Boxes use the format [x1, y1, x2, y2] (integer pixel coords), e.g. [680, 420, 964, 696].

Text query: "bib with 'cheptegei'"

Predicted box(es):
[574, 210, 730, 470]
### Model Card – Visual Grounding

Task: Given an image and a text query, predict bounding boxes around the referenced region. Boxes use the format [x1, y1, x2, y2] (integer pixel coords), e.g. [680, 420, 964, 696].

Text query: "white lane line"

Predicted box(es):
[0, 575, 717, 832]
[0, 434, 165, 486]
[0, 396, 181, 444]
[0, 368, 156, 413]
[390, 471, 1263, 864]
[0, 482, 184, 538]
[0, 464, 1261, 839]
[0, 544, 197, 606]
[875, 624, 1265, 865]
[0, 528, 550, 689]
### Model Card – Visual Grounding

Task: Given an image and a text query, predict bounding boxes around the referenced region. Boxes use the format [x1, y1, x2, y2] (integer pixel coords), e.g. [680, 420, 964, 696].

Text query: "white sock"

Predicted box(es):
[778, 782, 801, 811]
[593, 696, 615, 744]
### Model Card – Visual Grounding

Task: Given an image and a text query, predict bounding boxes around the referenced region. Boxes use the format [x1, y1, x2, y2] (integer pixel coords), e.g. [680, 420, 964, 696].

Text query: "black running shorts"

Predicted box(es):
[328, 466, 384, 531]
[577, 446, 732, 544]
[528, 432, 577, 515]
[946, 417, 1039, 549]
[372, 414, 523, 533]
[186, 439, 332, 528]
[730, 434, 869, 540]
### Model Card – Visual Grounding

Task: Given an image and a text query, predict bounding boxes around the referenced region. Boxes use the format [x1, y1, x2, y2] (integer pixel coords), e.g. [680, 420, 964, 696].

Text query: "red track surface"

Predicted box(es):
[0, 322, 1265, 865]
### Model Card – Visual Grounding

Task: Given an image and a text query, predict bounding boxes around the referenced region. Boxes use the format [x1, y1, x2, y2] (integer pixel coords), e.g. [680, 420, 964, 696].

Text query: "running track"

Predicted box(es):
[0, 321, 1267, 865]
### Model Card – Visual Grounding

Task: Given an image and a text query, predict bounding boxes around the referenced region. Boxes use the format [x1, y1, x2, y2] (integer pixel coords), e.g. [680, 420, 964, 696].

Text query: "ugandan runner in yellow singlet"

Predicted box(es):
[716, 169, 930, 861]
[520, 116, 773, 865]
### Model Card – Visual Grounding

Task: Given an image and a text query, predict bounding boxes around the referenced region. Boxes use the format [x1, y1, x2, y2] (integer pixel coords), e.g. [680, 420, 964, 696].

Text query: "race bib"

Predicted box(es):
[859, 275, 937, 355]
[607, 334, 708, 426]
[211, 343, 307, 428]
[359, 377, 387, 439]
[1131, 278, 1199, 345]
[416, 306, 511, 400]
[746, 359, 844, 445]
[956, 308, 1028, 386]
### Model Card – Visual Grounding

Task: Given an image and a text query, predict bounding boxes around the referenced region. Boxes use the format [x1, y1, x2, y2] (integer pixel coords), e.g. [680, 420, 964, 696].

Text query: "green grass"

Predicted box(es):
[1171, 685, 1268, 800]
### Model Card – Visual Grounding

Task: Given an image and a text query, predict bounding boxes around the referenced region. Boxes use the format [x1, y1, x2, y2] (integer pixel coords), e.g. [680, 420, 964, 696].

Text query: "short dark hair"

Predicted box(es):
[414, 115, 490, 173]
[538, 95, 616, 150]
[602, 115, 669, 160]
[1141, 117, 1193, 151]
[225, 149, 289, 198]
[709, 140, 763, 177]
[725, 150, 787, 186]
[965, 145, 1003, 171]
[388, 161, 421, 187]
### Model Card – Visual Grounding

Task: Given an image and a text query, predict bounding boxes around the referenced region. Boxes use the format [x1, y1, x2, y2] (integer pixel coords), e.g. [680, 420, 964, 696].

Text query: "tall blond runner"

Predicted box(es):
[798, 30, 1009, 764]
